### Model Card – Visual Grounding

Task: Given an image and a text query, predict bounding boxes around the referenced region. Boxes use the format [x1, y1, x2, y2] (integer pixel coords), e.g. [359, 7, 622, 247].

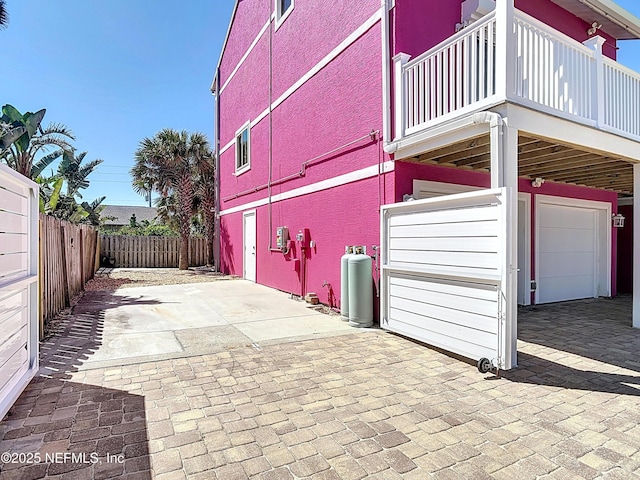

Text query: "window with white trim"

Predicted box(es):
[235, 123, 250, 174]
[275, 0, 294, 27]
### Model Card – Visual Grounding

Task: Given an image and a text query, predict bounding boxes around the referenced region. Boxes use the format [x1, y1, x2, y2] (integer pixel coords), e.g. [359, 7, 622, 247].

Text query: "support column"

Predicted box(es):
[634, 164, 640, 328]
[503, 124, 519, 367]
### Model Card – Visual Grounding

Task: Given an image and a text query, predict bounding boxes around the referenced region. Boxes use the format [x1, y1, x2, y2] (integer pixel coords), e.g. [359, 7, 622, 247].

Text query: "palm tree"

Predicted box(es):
[0, 0, 8, 29]
[132, 129, 213, 270]
[0, 104, 75, 179]
[40, 149, 104, 222]
[57, 150, 103, 198]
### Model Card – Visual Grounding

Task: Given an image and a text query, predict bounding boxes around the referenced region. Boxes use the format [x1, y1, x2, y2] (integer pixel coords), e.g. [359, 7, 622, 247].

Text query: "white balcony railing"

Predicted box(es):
[393, 6, 640, 142]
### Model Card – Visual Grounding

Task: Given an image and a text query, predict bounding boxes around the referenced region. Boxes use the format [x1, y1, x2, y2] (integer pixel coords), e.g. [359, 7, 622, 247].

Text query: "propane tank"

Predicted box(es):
[348, 246, 373, 328]
[340, 246, 355, 321]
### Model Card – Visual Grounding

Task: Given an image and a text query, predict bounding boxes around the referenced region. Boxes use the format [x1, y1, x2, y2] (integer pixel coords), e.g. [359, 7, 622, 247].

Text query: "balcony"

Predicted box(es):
[393, 6, 640, 144]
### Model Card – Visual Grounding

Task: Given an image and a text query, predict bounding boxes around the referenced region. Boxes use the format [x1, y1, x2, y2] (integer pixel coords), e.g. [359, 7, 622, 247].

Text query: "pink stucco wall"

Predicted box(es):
[219, 23, 384, 214]
[394, 161, 619, 300]
[218, 32, 270, 149]
[219, 1, 271, 85]
[220, 171, 394, 311]
[271, 0, 379, 100]
[393, 0, 617, 60]
[217, 0, 388, 311]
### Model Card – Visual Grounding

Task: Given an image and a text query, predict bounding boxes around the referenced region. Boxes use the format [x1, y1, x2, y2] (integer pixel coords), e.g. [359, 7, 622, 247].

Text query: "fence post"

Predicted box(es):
[38, 217, 44, 340]
[59, 225, 70, 307]
[79, 229, 85, 290]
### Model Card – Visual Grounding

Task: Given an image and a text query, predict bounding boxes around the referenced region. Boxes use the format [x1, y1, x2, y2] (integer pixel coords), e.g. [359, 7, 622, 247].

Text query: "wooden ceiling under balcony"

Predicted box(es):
[409, 134, 635, 196]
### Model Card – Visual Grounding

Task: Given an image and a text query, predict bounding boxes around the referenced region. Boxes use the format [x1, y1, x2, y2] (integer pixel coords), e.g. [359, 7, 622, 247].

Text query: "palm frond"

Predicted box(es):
[0, 0, 9, 29]
[32, 149, 63, 179]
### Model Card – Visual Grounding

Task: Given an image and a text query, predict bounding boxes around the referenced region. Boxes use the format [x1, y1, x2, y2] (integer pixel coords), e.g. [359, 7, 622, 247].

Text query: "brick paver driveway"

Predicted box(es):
[1, 295, 639, 479]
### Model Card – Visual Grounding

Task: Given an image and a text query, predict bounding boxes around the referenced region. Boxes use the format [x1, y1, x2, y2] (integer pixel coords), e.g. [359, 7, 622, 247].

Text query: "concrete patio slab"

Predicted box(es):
[66, 279, 355, 370]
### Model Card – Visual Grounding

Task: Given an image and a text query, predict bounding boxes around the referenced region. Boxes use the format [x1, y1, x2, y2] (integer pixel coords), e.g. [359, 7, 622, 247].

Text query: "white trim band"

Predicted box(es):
[220, 160, 395, 216]
[220, 15, 274, 95]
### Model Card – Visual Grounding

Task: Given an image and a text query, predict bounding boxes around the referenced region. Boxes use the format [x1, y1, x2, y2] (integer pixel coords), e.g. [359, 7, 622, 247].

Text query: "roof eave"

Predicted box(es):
[210, 0, 240, 93]
[551, 0, 640, 40]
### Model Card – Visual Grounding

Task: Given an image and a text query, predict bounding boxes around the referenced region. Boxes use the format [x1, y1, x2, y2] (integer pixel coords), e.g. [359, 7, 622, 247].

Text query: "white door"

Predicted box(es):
[243, 211, 256, 282]
[0, 164, 39, 421]
[381, 188, 516, 370]
[538, 204, 597, 303]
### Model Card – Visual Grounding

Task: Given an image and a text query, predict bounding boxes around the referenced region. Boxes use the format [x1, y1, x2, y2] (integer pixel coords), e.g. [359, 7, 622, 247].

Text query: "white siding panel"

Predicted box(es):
[391, 220, 497, 238]
[0, 321, 27, 369]
[0, 234, 28, 255]
[391, 283, 498, 320]
[0, 253, 28, 279]
[389, 205, 498, 226]
[0, 288, 26, 325]
[0, 211, 28, 234]
[390, 295, 496, 334]
[388, 308, 498, 360]
[0, 348, 28, 394]
[0, 187, 28, 216]
[389, 249, 499, 270]
[389, 236, 498, 253]
[0, 175, 28, 198]
[390, 275, 497, 302]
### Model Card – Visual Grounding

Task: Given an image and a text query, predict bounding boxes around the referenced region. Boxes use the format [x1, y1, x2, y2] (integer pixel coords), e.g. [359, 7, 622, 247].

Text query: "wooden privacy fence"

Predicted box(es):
[40, 214, 99, 327]
[100, 235, 207, 268]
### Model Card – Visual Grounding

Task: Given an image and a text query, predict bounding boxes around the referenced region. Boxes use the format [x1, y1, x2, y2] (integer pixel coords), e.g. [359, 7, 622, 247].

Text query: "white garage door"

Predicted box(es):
[538, 203, 597, 303]
[0, 163, 39, 421]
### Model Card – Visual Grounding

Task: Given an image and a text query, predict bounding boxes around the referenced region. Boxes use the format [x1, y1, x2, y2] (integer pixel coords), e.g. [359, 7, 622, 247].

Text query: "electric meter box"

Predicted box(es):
[296, 228, 310, 247]
[276, 226, 289, 250]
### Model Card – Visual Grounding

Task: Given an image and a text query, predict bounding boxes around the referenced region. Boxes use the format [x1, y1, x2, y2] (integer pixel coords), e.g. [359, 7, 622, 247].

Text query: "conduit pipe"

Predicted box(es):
[222, 131, 379, 202]
[212, 70, 221, 271]
[268, 10, 277, 253]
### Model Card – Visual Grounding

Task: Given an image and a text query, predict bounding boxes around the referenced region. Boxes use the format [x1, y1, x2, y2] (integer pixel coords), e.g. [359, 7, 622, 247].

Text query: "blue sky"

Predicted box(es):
[1, 0, 235, 206]
[1, 0, 640, 207]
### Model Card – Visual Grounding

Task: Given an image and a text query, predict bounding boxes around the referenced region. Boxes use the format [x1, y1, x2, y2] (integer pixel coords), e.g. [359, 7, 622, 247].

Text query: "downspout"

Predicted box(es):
[212, 70, 221, 271]
[268, 11, 279, 253]
[471, 111, 504, 188]
[381, 0, 392, 147]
